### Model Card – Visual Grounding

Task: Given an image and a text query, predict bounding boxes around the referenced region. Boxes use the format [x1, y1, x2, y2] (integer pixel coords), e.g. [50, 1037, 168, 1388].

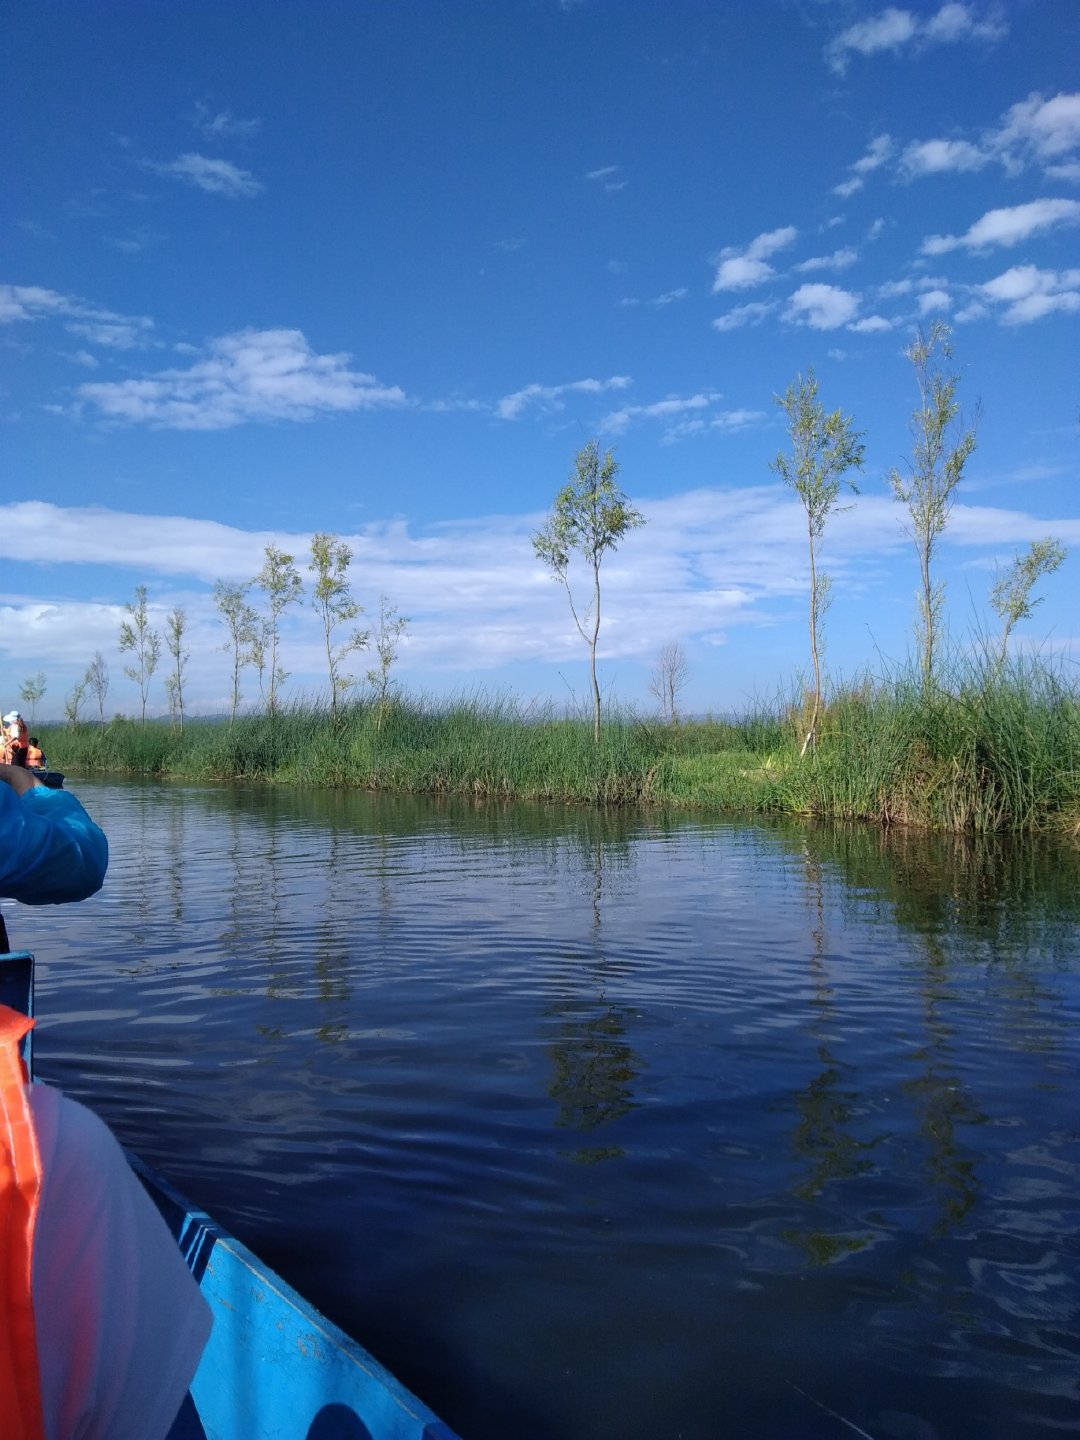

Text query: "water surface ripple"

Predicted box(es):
[13, 780, 1080, 1440]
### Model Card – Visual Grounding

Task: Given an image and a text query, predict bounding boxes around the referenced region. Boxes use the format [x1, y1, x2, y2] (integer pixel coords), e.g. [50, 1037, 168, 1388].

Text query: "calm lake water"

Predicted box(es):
[12, 778, 1080, 1439]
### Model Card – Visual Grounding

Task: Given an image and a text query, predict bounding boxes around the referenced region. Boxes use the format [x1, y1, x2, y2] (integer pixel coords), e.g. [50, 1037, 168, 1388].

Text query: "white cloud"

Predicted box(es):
[157, 153, 263, 198]
[898, 92, 1080, 186]
[784, 284, 861, 330]
[193, 103, 262, 141]
[496, 375, 632, 421]
[600, 392, 721, 435]
[712, 226, 797, 292]
[900, 137, 989, 177]
[827, 7, 917, 70]
[978, 264, 1080, 324]
[832, 135, 894, 196]
[585, 165, 626, 193]
[795, 247, 859, 273]
[77, 328, 408, 429]
[922, 198, 1080, 254]
[993, 91, 1080, 174]
[649, 288, 689, 306]
[848, 315, 894, 332]
[710, 409, 765, 431]
[0, 284, 155, 350]
[827, 4, 1006, 73]
[712, 300, 777, 332]
[4, 487, 1079, 712]
[918, 288, 952, 314]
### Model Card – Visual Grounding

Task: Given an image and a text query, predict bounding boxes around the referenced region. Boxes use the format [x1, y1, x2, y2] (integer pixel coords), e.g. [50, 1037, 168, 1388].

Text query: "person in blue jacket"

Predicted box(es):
[0, 763, 108, 907]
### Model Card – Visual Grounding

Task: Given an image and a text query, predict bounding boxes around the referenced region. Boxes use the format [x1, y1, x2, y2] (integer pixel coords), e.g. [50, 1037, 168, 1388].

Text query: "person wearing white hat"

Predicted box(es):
[2, 711, 29, 767]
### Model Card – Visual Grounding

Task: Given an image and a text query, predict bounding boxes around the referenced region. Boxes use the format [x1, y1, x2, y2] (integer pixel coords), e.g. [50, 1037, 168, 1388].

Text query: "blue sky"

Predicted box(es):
[3, 1, 1079, 721]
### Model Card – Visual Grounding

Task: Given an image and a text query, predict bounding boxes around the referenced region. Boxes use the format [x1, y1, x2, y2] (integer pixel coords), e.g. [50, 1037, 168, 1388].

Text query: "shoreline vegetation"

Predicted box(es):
[39, 655, 1080, 837]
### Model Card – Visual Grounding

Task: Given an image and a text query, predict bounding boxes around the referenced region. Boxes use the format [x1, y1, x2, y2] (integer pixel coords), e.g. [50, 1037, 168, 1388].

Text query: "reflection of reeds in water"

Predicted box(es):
[40, 653, 1080, 832]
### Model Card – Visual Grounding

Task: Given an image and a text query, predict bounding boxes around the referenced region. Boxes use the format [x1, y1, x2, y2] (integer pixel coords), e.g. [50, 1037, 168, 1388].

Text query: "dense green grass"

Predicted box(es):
[39, 659, 1080, 834]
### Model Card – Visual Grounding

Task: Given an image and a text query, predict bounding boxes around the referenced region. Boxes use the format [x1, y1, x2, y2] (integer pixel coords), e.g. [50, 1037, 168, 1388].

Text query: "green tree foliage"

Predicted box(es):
[214, 580, 258, 724]
[165, 608, 190, 733]
[309, 532, 368, 721]
[889, 323, 977, 689]
[989, 538, 1067, 665]
[771, 370, 865, 753]
[85, 652, 109, 731]
[366, 593, 409, 729]
[532, 440, 645, 742]
[254, 545, 303, 715]
[118, 585, 162, 723]
[19, 672, 47, 727]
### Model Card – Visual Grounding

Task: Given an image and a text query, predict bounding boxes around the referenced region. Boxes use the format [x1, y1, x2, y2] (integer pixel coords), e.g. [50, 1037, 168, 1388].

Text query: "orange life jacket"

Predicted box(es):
[25, 747, 43, 769]
[0, 1005, 46, 1440]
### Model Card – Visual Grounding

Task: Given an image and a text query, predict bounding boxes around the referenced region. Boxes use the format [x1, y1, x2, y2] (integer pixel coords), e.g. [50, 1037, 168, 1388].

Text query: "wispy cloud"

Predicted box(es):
[0, 284, 155, 350]
[922, 197, 1080, 254]
[193, 103, 263, 141]
[600, 393, 712, 434]
[496, 375, 632, 421]
[585, 165, 626, 193]
[712, 226, 798, 292]
[827, 4, 1006, 75]
[712, 300, 777, 333]
[783, 284, 861, 330]
[156, 153, 263, 198]
[832, 135, 893, 197]
[77, 328, 408, 429]
[794, 247, 859, 273]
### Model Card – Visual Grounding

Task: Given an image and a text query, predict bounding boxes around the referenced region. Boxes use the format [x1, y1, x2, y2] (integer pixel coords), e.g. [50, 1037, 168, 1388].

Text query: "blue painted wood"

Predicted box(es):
[134, 1154, 461, 1440]
[0, 951, 460, 1440]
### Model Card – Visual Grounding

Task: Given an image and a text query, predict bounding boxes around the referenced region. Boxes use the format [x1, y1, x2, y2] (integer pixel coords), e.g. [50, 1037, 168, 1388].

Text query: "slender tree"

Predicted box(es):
[85, 651, 110, 731]
[648, 642, 691, 726]
[118, 585, 162, 723]
[63, 679, 88, 729]
[532, 439, 645, 742]
[889, 323, 977, 689]
[771, 370, 865, 754]
[308, 533, 367, 721]
[366, 593, 409, 729]
[254, 544, 303, 715]
[989, 537, 1067, 666]
[19, 672, 47, 727]
[164, 608, 190, 733]
[214, 580, 258, 724]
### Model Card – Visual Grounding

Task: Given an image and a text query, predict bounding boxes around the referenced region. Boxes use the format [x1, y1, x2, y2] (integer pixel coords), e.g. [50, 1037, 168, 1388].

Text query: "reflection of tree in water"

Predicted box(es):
[545, 819, 644, 1164]
[548, 1001, 640, 1152]
[312, 825, 354, 1046]
[779, 818, 1080, 967]
[785, 845, 882, 1265]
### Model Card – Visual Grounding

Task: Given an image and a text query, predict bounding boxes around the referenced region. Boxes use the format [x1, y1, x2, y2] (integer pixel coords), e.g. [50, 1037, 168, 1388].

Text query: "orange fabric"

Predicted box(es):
[25, 748, 43, 769]
[0, 1005, 46, 1440]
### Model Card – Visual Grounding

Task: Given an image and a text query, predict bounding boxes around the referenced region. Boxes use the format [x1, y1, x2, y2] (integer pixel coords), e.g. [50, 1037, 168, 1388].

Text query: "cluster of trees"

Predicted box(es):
[532, 323, 1067, 743]
[15, 326, 1067, 743]
[56, 532, 408, 731]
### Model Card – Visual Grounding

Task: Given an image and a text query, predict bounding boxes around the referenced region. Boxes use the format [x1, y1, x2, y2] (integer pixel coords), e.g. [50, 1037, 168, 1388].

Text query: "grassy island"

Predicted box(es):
[39, 656, 1080, 837]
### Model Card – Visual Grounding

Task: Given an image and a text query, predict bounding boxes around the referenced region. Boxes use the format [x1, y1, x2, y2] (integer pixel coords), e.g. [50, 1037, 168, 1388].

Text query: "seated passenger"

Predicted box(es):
[3, 711, 29, 768]
[1, 1005, 213, 1440]
[0, 764, 107, 906]
[26, 738, 45, 770]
